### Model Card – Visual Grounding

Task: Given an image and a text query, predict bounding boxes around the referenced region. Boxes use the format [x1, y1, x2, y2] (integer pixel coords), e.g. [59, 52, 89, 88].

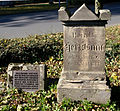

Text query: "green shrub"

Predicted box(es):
[105, 25, 120, 86]
[0, 86, 118, 111]
[0, 33, 63, 67]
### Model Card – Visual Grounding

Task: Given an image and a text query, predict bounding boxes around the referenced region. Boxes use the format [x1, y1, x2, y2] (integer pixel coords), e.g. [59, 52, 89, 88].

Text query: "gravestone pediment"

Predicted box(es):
[70, 4, 99, 21]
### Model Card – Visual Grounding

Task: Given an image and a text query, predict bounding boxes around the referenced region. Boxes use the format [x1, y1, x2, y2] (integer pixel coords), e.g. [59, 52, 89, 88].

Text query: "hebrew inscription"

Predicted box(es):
[13, 70, 40, 92]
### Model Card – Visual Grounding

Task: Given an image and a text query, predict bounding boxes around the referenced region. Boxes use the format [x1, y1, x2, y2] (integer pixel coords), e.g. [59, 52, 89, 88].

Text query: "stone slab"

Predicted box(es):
[7, 63, 46, 91]
[57, 79, 111, 104]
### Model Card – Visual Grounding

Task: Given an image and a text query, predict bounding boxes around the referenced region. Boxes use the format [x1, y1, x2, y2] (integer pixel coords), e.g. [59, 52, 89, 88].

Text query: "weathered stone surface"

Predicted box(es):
[99, 9, 111, 20]
[57, 4, 111, 104]
[57, 79, 111, 104]
[70, 4, 99, 21]
[7, 63, 46, 92]
[63, 26, 105, 76]
[58, 7, 70, 21]
[62, 71, 106, 81]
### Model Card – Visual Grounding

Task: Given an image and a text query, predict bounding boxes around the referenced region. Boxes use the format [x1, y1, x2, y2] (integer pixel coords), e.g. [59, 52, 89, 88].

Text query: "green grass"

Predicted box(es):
[0, 3, 67, 15]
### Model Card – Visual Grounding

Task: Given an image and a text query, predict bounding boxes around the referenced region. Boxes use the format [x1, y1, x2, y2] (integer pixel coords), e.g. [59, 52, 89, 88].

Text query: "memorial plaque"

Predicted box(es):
[7, 64, 46, 91]
[13, 70, 40, 92]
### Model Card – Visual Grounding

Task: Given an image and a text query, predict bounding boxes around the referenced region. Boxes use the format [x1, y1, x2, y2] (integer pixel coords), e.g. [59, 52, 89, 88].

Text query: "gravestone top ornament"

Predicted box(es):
[57, 4, 111, 104]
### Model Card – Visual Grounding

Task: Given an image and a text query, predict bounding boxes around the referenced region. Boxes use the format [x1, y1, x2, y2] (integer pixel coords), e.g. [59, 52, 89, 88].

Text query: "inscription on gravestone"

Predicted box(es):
[13, 70, 40, 92]
[64, 27, 105, 72]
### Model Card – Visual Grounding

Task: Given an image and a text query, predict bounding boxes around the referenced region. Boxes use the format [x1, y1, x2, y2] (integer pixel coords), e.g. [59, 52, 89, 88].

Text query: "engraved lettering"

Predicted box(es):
[73, 32, 77, 38]
[65, 43, 104, 52]
[73, 60, 101, 67]
[72, 28, 95, 38]
[13, 71, 39, 91]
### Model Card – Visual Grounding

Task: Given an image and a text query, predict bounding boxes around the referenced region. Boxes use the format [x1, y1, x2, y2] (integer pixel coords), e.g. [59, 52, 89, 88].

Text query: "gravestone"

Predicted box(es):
[7, 63, 46, 92]
[57, 4, 111, 104]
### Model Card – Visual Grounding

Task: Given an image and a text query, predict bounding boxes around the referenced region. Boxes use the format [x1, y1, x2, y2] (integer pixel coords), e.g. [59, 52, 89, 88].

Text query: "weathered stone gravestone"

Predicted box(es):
[57, 4, 111, 104]
[7, 63, 46, 92]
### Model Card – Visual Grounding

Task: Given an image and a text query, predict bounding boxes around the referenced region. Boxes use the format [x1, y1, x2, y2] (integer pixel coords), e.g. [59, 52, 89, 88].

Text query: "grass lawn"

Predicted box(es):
[0, 2, 69, 15]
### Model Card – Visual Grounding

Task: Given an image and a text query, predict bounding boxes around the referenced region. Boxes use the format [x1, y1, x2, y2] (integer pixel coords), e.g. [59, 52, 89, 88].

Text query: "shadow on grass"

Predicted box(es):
[111, 86, 120, 107]
[46, 77, 59, 89]
[107, 77, 120, 108]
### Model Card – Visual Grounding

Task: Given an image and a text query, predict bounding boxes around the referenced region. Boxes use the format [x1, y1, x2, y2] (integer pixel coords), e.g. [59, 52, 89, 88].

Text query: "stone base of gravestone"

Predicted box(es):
[57, 79, 111, 104]
[7, 63, 46, 92]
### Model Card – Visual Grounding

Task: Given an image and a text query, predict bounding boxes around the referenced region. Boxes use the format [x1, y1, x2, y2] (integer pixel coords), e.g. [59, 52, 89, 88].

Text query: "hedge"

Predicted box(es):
[0, 33, 63, 67]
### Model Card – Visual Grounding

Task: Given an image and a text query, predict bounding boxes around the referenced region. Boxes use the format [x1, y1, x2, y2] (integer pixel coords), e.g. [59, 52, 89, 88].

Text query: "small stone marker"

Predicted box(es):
[7, 63, 46, 92]
[57, 4, 111, 104]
